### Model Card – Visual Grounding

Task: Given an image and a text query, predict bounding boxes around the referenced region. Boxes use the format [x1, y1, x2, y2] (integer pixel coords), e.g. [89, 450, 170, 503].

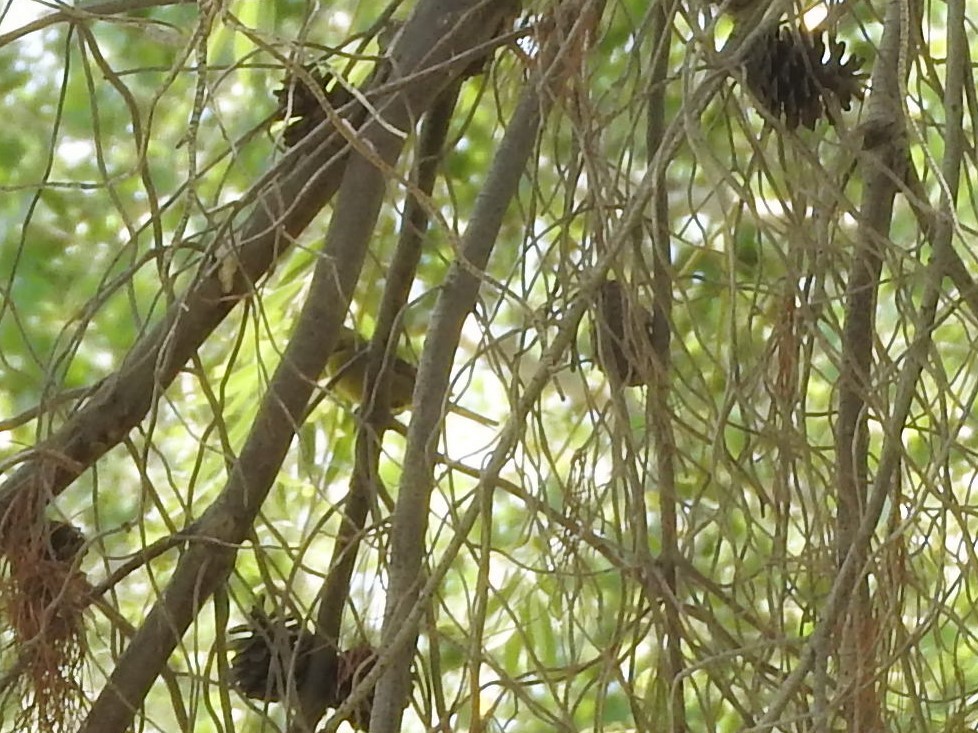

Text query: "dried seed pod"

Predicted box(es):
[593, 279, 654, 387]
[228, 603, 376, 729]
[745, 25, 866, 130]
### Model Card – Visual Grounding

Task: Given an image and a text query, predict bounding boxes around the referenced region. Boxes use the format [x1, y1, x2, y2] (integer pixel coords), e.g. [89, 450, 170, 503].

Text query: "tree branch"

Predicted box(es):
[833, 68, 906, 733]
[368, 51, 537, 733]
[365, 1, 622, 727]
[75, 4, 500, 729]
[645, 1, 684, 729]
[825, 0, 914, 725]
[0, 96, 373, 529]
[0, 1, 196, 49]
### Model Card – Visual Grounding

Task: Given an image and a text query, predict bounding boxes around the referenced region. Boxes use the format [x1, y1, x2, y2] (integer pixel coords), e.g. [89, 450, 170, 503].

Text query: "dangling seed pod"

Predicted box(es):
[745, 25, 866, 130]
[593, 279, 655, 387]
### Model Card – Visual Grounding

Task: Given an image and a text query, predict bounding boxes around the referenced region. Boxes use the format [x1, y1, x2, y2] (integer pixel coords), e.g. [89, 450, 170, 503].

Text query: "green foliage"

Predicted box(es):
[3, 0, 978, 732]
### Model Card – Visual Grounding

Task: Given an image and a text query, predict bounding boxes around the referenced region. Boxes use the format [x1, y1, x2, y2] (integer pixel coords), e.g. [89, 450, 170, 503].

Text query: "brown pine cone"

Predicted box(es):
[228, 604, 377, 731]
[229, 605, 320, 702]
[44, 521, 86, 564]
[745, 25, 866, 130]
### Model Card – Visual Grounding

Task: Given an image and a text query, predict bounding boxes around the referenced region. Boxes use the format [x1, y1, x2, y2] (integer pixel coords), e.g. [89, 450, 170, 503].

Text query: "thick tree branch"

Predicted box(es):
[368, 44, 537, 733]
[832, 0, 911, 719]
[835, 0, 912, 560]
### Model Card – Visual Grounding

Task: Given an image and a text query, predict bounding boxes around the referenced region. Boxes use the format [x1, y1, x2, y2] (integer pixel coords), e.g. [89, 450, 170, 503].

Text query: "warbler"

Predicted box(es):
[325, 329, 497, 427]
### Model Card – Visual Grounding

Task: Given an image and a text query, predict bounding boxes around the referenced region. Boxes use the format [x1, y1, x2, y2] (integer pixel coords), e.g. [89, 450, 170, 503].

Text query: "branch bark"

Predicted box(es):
[832, 0, 914, 725]
[365, 2, 625, 729]
[367, 24, 544, 733]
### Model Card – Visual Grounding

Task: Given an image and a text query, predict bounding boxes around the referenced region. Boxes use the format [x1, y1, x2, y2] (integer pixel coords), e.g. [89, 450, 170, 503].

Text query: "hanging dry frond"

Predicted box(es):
[593, 279, 655, 387]
[744, 25, 866, 130]
[0, 507, 89, 733]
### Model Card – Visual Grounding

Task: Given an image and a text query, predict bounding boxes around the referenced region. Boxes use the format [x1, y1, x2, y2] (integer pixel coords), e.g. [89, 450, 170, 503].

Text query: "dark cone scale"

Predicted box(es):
[745, 25, 865, 130]
[594, 279, 655, 387]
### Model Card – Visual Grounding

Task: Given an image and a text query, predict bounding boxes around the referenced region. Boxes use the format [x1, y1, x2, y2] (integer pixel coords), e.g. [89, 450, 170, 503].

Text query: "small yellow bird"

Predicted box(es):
[325, 328, 497, 427]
